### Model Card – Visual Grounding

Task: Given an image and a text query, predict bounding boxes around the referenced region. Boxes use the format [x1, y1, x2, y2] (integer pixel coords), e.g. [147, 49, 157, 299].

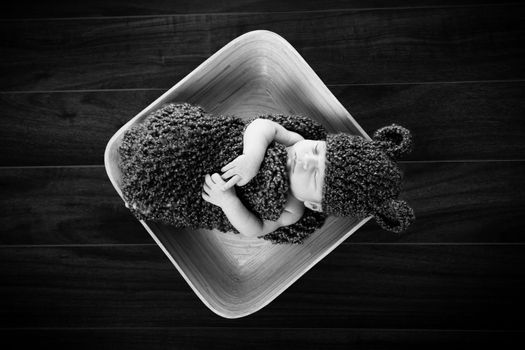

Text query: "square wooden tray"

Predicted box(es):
[104, 30, 372, 318]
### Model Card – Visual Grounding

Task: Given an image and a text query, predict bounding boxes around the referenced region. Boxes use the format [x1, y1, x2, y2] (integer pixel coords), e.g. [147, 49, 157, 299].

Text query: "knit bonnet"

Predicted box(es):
[322, 124, 415, 233]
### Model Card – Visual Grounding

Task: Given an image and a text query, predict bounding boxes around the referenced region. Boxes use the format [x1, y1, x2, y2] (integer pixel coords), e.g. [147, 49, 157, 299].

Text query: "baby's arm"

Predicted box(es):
[244, 118, 305, 150]
[203, 173, 304, 237]
[222, 119, 304, 189]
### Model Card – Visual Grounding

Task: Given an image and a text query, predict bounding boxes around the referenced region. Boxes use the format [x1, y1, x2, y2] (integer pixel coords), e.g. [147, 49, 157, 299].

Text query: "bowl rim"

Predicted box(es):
[104, 29, 373, 318]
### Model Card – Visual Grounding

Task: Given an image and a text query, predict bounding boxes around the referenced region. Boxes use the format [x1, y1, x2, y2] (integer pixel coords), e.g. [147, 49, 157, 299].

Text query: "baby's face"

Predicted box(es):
[286, 139, 327, 208]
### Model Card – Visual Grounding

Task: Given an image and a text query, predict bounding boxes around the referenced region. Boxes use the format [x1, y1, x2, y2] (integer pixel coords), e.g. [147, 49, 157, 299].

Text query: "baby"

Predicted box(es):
[118, 102, 415, 243]
[202, 118, 319, 237]
[202, 118, 415, 238]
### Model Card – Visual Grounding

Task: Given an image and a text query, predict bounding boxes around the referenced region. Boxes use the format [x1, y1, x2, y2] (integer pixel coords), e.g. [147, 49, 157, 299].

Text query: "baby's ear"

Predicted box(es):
[304, 201, 322, 212]
[372, 124, 414, 160]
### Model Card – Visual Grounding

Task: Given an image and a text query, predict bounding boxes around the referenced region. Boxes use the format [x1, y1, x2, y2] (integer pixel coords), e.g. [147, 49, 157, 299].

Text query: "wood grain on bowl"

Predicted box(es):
[105, 30, 372, 318]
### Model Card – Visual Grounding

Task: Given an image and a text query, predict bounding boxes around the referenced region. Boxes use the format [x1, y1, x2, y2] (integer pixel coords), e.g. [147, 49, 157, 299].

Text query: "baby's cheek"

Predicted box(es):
[288, 174, 306, 198]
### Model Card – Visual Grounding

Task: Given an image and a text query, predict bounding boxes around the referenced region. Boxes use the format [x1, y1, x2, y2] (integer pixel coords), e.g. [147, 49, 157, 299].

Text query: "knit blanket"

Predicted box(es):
[118, 103, 327, 244]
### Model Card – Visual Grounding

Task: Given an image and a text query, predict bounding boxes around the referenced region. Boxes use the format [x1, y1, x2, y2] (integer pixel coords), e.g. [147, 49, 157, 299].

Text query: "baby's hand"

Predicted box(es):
[221, 154, 260, 190]
[202, 173, 237, 208]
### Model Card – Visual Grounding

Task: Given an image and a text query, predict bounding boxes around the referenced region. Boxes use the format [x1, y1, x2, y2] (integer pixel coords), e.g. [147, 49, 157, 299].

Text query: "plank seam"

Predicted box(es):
[2, 243, 525, 248]
[0, 2, 522, 22]
[0, 327, 524, 331]
[2, 79, 525, 94]
[1, 159, 525, 170]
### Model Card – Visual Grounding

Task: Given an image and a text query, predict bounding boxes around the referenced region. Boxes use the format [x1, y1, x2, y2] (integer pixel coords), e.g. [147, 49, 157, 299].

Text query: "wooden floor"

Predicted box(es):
[1, 1, 525, 348]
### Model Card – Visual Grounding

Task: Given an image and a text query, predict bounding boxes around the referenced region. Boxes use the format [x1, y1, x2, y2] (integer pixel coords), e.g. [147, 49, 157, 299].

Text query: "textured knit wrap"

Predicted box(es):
[118, 103, 327, 244]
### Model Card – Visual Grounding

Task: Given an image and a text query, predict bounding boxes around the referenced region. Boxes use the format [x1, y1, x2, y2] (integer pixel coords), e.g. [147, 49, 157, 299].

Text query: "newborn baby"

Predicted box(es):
[119, 102, 415, 244]
[202, 116, 416, 238]
[202, 119, 326, 237]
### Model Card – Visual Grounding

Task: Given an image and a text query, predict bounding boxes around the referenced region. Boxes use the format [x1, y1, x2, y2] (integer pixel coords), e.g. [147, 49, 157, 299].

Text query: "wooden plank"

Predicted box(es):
[0, 166, 148, 245]
[1, 245, 525, 329]
[331, 82, 525, 161]
[1, 82, 524, 166]
[1, 328, 523, 349]
[0, 90, 162, 166]
[1, 5, 523, 90]
[1, 161, 524, 245]
[0, 1, 506, 18]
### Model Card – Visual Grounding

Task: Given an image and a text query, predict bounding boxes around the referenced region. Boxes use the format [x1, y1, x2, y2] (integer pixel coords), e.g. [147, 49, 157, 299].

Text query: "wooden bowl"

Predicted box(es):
[104, 30, 372, 318]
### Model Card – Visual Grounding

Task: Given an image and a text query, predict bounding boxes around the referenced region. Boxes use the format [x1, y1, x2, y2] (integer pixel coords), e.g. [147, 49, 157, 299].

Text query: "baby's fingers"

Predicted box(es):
[221, 168, 239, 180]
[204, 174, 214, 187]
[222, 175, 241, 191]
[202, 181, 211, 193]
[211, 173, 224, 184]
[221, 159, 237, 173]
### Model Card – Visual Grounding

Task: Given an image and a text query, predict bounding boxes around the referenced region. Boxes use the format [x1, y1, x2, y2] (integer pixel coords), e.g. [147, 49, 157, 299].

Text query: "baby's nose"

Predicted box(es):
[299, 154, 317, 170]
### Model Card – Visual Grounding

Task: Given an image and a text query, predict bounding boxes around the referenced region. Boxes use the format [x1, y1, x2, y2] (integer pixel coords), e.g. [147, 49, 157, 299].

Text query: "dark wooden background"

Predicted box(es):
[1, 1, 524, 348]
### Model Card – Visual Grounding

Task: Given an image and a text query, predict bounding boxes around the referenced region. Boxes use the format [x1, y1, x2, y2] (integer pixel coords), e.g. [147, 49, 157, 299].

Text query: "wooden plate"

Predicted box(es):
[104, 30, 372, 318]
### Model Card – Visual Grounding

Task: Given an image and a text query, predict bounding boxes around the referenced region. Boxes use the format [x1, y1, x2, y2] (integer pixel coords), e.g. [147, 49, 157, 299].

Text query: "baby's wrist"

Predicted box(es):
[243, 151, 264, 165]
[220, 192, 239, 210]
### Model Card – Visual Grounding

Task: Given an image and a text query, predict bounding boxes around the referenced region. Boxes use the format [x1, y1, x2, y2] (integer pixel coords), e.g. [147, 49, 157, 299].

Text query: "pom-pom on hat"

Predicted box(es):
[321, 124, 415, 233]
